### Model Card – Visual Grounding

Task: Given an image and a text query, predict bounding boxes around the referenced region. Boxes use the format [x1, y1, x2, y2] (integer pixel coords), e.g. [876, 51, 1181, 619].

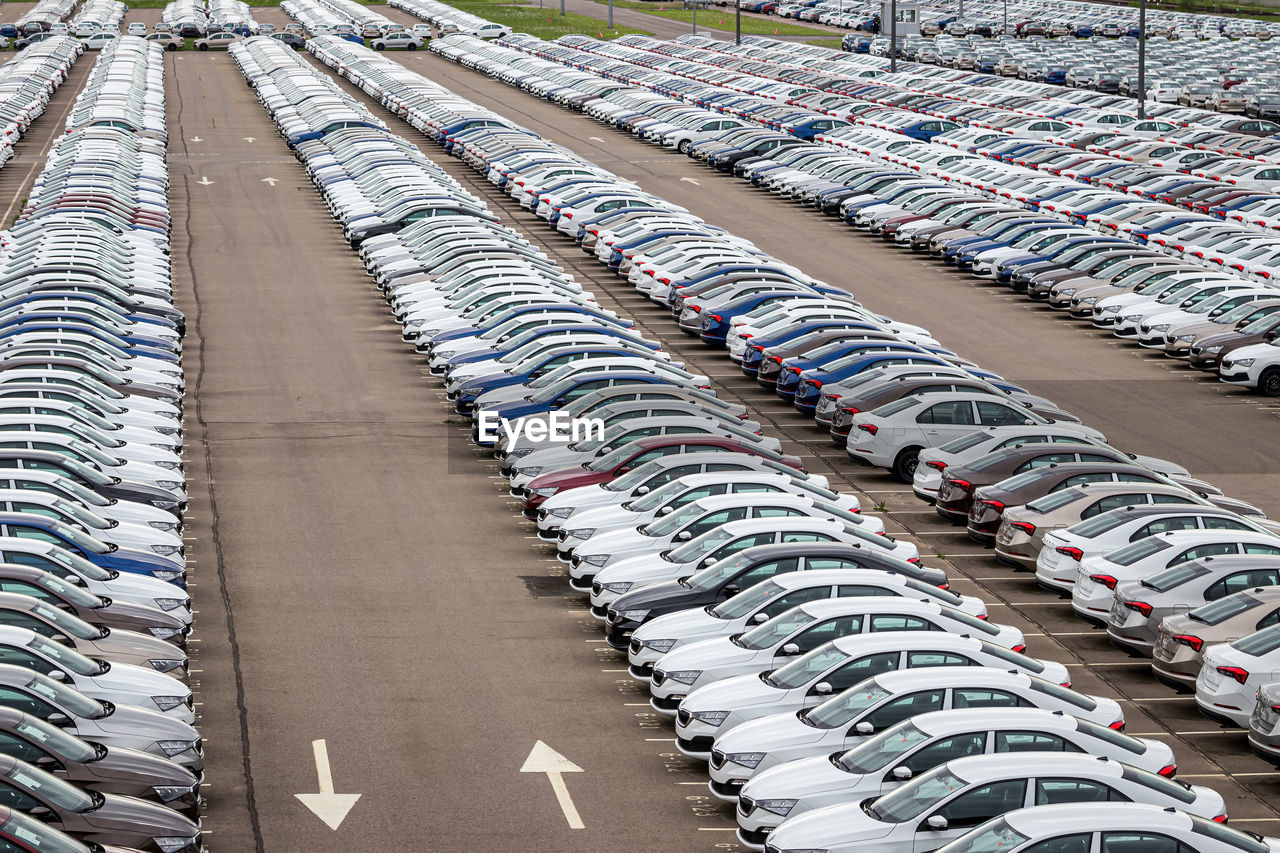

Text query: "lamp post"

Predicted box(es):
[560, 0, 565, 16]
[1003, 0, 1007, 36]
[609, 0, 614, 27]
[889, 0, 897, 72]
[1137, 0, 1146, 118]
[693, 1, 698, 33]
[735, 0, 741, 44]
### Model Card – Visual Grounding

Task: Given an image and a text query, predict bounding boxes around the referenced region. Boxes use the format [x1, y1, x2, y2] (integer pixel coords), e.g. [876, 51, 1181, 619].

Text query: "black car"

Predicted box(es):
[601, 541, 950, 649]
[1246, 94, 1280, 120]
[270, 31, 306, 48]
[14, 31, 57, 50]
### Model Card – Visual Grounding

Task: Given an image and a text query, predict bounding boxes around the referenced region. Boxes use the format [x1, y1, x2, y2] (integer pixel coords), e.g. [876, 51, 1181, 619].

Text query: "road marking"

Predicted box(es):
[190, 136, 203, 142]
[294, 739, 361, 830]
[261, 177, 279, 186]
[243, 136, 255, 142]
[521, 741, 584, 829]
[680, 177, 701, 185]
[196, 177, 214, 186]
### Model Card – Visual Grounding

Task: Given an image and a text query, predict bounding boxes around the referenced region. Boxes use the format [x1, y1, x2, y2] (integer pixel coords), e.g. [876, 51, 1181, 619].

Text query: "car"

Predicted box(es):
[761, 752, 1225, 853]
[370, 31, 423, 50]
[1153, 587, 1280, 690]
[1197, 623, 1280, 727]
[193, 32, 241, 50]
[269, 31, 305, 49]
[732, 706, 1177, 843]
[0, 562, 187, 642]
[933, 803, 1280, 853]
[1220, 339, 1280, 395]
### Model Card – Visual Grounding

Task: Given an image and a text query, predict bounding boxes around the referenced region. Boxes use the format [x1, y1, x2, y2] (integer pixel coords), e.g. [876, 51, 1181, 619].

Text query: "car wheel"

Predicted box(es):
[1261, 367, 1280, 397]
[407, 42, 416, 50]
[677, 139, 690, 154]
[375, 42, 385, 49]
[892, 447, 921, 483]
[198, 43, 207, 50]
[166, 43, 176, 50]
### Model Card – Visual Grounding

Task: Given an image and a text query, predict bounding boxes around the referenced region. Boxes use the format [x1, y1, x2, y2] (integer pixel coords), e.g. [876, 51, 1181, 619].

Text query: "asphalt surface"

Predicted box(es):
[0, 8, 1262, 852]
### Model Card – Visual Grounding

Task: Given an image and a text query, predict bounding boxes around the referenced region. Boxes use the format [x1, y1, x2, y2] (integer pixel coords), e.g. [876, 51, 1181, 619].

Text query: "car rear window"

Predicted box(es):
[1075, 719, 1146, 754]
[1189, 592, 1262, 626]
[1025, 488, 1085, 514]
[1141, 562, 1210, 592]
[979, 641, 1044, 674]
[1028, 678, 1096, 711]
[1105, 537, 1172, 567]
[1120, 765, 1195, 803]
[1190, 814, 1271, 853]
[1068, 509, 1138, 538]
[1232, 624, 1280, 656]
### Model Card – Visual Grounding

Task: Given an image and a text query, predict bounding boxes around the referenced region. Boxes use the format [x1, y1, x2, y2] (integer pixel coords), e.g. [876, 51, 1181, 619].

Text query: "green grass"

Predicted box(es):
[445, 0, 653, 37]
[803, 36, 844, 47]
[589, 0, 831, 32]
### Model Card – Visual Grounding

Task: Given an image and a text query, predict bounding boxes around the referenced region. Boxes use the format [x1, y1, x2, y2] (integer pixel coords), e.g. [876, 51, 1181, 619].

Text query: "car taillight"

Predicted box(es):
[1214, 814, 1229, 823]
[925, 460, 947, 471]
[907, 557, 921, 564]
[1158, 764, 1177, 778]
[980, 499, 1005, 513]
[749, 345, 765, 353]
[1124, 600, 1153, 617]
[857, 423, 878, 435]
[949, 479, 972, 491]
[1172, 634, 1204, 652]
[563, 212, 572, 218]
[688, 304, 700, 313]
[1217, 665, 1249, 684]
[1012, 644, 1026, 653]
[1009, 521, 1036, 535]
[708, 314, 722, 322]
[1109, 720, 1126, 731]
[1089, 574, 1118, 590]
[1056, 546, 1084, 561]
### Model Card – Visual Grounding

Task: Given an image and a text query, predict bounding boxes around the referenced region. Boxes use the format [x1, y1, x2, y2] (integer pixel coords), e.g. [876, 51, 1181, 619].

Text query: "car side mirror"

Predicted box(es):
[635, 486, 650, 495]
[892, 766, 913, 781]
[34, 756, 57, 767]
[722, 585, 740, 597]
[658, 505, 674, 515]
[781, 642, 801, 656]
[46, 713, 69, 727]
[1266, 330, 1280, 341]
[27, 806, 51, 820]
[751, 612, 769, 624]
[676, 531, 692, 541]
[552, 397, 566, 407]
[854, 721, 875, 735]
[813, 681, 834, 695]
[1023, 419, 1035, 425]
[703, 557, 718, 567]
[616, 466, 631, 475]
[63, 575, 82, 585]
[926, 815, 949, 832]
[47, 670, 65, 682]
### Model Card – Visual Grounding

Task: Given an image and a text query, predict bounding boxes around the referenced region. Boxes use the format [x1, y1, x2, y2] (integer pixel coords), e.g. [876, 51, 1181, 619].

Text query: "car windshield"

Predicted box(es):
[9, 763, 94, 812]
[641, 502, 708, 537]
[666, 528, 736, 563]
[14, 717, 96, 763]
[1240, 315, 1280, 334]
[803, 684, 891, 729]
[709, 577, 787, 617]
[66, 440, 118, 470]
[49, 479, 108, 508]
[26, 635, 99, 676]
[44, 547, 111, 582]
[765, 646, 851, 689]
[1105, 536, 1172, 566]
[601, 459, 674, 492]
[585, 443, 646, 473]
[688, 552, 758, 593]
[868, 767, 969, 823]
[736, 608, 815, 651]
[29, 603, 99, 640]
[0, 804, 94, 852]
[568, 423, 631, 453]
[938, 818, 1029, 853]
[1024, 488, 1086, 514]
[1188, 591, 1262, 625]
[38, 520, 107, 556]
[49, 500, 107, 531]
[627, 478, 696, 513]
[835, 721, 931, 773]
[24, 672, 103, 719]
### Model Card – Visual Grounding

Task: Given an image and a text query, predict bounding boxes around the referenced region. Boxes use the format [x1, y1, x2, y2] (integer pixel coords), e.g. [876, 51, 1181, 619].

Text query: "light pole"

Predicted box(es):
[609, 0, 614, 27]
[1002, 0, 1007, 36]
[693, 1, 697, 34]
[1137, 0, 1146, 117]
[560, 0, 565, 16]
[889, 0, 897, 72]
[735, 0, 741, 44]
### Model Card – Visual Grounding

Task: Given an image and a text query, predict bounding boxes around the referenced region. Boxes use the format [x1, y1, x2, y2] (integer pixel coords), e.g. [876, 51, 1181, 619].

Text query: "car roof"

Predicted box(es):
[913, 706, 1079, 736]
[1003, 802, 1194, 835]
[940, 752, 1126, 784]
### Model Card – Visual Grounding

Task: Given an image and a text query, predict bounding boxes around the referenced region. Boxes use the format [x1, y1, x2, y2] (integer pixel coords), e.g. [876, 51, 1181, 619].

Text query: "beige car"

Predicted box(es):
[1152, 586, 1280, 689]
[994, 481, 1208, 571]
[193, 31, 242, 50]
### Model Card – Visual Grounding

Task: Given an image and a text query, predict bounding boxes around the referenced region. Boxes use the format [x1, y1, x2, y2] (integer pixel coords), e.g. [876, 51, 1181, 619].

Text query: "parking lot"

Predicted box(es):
[0, 0, 1277, 850]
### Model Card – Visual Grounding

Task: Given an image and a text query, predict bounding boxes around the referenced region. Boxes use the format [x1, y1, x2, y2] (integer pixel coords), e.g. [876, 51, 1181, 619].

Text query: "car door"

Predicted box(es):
[1205, 568, 1280, 601]
[1020, 834, 1093, 853]
[916, 778, 1029, 849]
[780, 614, 865, 661]
[994, 730, 1085, 756]
[810, 651, 901, 699]
[721, 558, 800, 599]
[915, 401, 978, 445]
[976, 401, 1033, 428]
[883, 732, 989, 794]
[856, 689, 947, 736]
[1099, 831, 1184, 852]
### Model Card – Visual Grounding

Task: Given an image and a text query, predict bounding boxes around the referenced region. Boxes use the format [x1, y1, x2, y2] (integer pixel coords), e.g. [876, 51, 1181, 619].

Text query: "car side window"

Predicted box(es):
[951, 689, 1028, 709]
[870, 614, 935, 632]
[837, 584, 895, 597]
[1083, 495, 1149, 518]
[998, 436, 1046, 449]
[863, 690, 946, 730]
[754, 507, 806, 519]
[0, 782, 40, 812]
[1178, 544, 1239, 562]
[976, 401, 1028, 426]
[780, 532, 831, 543]
[907, 652, 973, 668]
[687, 508, 749, 536]
[0, 581, 45, 601]
[1201, 517, 1255, 531]
[807, 558, 866, 571]
[0, 647, 52, 676]
[1022, 834, 1093, 853]
[933, 779, 1028, 829]
[825, 651, 900, 691]
[1056, 474, 1113, 490]
[1207, 570, 1280, 601]
[733, 558, 799, 589]
[1100, 832, 1182, 853]
[1132, 517, 1199, 539]
[0, 732, 49, 765]
[1115, 472, 1159, 483]
[1035, 778, 1126, 805]
[793, 615, 863, 652]
[1243, 544, 1280, 556]
[0, 839, 30, 853]
[1015, 453, 1076, 472]
[759, 587, 829, 618]
[1151, 494, 1190, 504]
[900, 733, 987, 774]
[995, 731, 1082, 753]
[918, 402, 976, 425]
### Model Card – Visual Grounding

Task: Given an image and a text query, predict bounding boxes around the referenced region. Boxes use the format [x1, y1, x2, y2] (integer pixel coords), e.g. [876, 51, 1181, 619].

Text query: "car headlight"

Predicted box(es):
[663, 669, 702, 685]
[507, 447, 535, 459]
[1205, 345, 1223, 353]
[152, 836, 195, 853]
[156, 481, 183, 492]
[1081, 296, 1098, 305]
[151, 785, 192, 803]
[565, 528, 596, 540]
[1123, 314, 1142, 323]
[641, 638, 676, 653]
[148, 626, 184, 640]
[616, 608, 649, 621]
[689, 710, 730, 727]
[1102, 304, 1120, 313]
[152, 544, 182, 556]
[152, 500, 179, 510]
[154, 460, 182, 471]
[1177, 334, 1197, 342]
[153, 598, 188, 612]
[581, 554, 610, 566]
[1235, 358, 1256, 367]
[155, 739, 195, 757]
[148, 659, 185, 673]
[531, 487, 559, 497]
[148, 521, 179, 531]
[152, 695, 188, 712]
[725, 752, 767, 769]
[460, 387, 482, 396]
[152, 570, 184, 582]
[1150, 324, 1171, 332]
[548, 507, 574, 518]
[756, 798, 799, 817]
[517, 467, 545, 478]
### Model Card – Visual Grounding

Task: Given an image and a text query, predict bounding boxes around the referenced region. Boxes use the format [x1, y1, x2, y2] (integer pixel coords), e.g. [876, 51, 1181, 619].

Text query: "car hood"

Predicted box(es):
[82, 627, 188, 665]
[78, 791, 198, 836]
[572, 527, 660, 559]
[683, 671, 789, 715]
[744, 752, 869, 804]
[85, 743, 199, 788]
[86, 701, 197, 741]
[714, 708, 830, 757]
[593, 553, 691, 589]
[656, 635, 753, 672]
[609, 579, 706, 615]
[539, 483, 612, 515]
[525, 467, 609, 495]
[81, 660, 187, 697]
[632, 607, 727, 647]
[765, 799, 894, 846]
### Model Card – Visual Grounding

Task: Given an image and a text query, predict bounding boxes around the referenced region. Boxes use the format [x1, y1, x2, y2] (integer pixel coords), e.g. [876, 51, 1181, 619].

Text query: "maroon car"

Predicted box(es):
[519, 435, 804, 514]
[1189, 314, 1280, 371]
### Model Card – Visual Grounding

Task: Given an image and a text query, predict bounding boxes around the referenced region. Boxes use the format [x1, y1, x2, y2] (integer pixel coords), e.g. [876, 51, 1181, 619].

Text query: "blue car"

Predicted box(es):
[450, 347, 665, 413]
[775, 341, 937, 399]
[418, 303, 634, 351]
[792, 353, 956, 411]
[0, 513, 185, 586]
[740, 320, 887, 376]
[897, 120, 962, 142]
[698, 292, 825, 345]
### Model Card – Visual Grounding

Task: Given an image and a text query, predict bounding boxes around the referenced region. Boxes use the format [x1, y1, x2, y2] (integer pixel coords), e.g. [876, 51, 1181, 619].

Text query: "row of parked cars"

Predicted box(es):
[387, 0, 514, 41]
[212, 18, 1280, 850]
[161, 0, 258, 41]
[0, 36, 87, 166]
[457, 31, 1280, 397]
[0, 34, 207, 853]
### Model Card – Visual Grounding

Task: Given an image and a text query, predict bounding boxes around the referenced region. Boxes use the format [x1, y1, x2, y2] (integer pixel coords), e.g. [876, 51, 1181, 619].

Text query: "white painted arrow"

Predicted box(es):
[196, 177, 214, 186]
[243, 136, 256, 142]
[261, 177, 279, 186]
[520, 741, 584, 829]
[587, 136, 604, 142]
[295, 739, 361, 830]
[680, 177, 701, 185]
[190, 136, 203, 142]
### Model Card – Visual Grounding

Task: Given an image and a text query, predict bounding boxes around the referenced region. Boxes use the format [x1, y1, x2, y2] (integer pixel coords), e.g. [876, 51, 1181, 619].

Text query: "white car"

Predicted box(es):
[935, 803, 1280, 853]
[848, 393, 1067, 482]
[1220, 339, 1280, 396]
[0, 470, 180, 533]
[0, 490, 183, 559]
[763, 753, 1226, 853]
[1034, 504, 1271, 593]
[81, 31, 118, 49]
[1070, 529, 1280, 622]
[649, 599, 1025, 715]
[126, 23, 147, 35]
[370, 31, 424, 50]
[0, 627, 191, 722]
[732, 706, 1175, 846]
[1196, 624, 1280, 727]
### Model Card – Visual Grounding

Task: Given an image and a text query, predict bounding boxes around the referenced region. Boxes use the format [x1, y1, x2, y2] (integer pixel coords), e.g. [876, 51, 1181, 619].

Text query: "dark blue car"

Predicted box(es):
[0, 514, 185, 586]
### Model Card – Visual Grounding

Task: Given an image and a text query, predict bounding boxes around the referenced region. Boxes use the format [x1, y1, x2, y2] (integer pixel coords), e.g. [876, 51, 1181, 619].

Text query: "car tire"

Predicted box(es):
[407, 42, 416, 50]
[1261, 368, 1280, 397]
[892, 447, 921, 483]
[198, 43, 207, 50]
[375, 43, 385, 49]
[677, 139, 691, 154]
[166, 43, 176, 50]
